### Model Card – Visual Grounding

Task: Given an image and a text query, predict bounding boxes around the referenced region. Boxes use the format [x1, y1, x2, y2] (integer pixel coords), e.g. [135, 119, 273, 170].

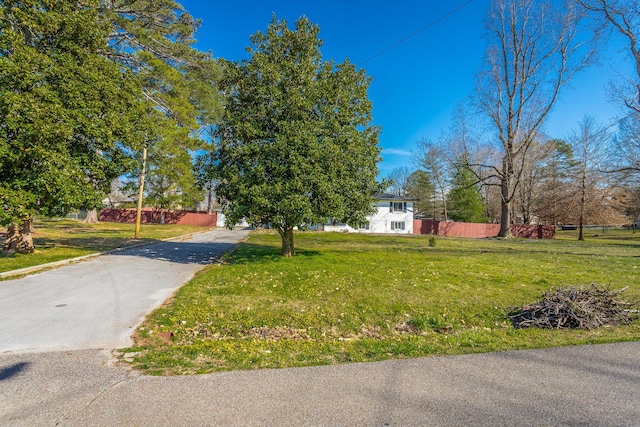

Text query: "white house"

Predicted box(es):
[319, 194, 417, 234]
[215, 209, 249, 228]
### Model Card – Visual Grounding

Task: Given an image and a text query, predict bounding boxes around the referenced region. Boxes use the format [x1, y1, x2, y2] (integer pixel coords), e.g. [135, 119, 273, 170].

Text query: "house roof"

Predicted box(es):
[374, 193, 419, 202]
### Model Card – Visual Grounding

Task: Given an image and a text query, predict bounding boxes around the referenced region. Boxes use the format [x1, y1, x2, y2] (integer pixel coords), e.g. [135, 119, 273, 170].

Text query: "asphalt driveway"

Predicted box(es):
[0, 227, 253, 354]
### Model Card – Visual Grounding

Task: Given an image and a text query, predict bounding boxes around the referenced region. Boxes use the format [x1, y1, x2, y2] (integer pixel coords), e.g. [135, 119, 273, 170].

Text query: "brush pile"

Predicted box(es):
[509, 285, 638, 330]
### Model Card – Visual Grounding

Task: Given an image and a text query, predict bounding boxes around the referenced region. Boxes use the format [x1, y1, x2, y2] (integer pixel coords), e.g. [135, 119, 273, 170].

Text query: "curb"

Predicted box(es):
[0, 230, 215, 280]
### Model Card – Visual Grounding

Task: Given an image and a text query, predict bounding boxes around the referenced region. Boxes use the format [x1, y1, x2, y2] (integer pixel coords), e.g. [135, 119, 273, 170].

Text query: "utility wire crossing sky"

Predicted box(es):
[180, 0, 633, 174]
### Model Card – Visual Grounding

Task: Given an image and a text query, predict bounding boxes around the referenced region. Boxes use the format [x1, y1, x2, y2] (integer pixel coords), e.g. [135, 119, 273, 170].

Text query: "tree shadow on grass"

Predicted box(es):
[230, 243, 321, 265]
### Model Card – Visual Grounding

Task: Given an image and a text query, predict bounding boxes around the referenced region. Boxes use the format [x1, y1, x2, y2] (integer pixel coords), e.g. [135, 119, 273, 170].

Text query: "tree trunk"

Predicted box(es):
[498, 176, 512, 238]
[278, 227, 295, 257]
[207, 185, 214, 215]
[578, 174, 586, 241]
[3, 218, 35, 255]
[441, 188, 448, 222]
[498, 199, 512, 237]
[83, 209, 99, 224]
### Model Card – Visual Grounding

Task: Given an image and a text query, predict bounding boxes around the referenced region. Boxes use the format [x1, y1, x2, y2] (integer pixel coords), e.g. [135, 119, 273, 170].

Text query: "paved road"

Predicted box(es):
[0, 227, 253, 354]
[1, 342, 639, 426]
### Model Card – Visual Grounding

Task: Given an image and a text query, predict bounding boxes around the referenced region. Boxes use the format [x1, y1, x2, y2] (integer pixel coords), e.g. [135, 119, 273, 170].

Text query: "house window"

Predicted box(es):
[391, 221, 405, 231]
[391, 202, 407, 213]
[358, 221, 370, 230]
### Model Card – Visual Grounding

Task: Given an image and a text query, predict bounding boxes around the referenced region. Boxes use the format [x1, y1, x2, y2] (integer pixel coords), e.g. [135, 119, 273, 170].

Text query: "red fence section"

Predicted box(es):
[510, 224, 556, 239]
[100, 209, 217, 227]
[413, 220, 555, 239]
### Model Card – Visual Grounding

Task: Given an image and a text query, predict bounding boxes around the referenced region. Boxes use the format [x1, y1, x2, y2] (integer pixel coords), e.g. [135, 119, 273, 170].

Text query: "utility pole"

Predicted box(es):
[134, 146, 147, 239]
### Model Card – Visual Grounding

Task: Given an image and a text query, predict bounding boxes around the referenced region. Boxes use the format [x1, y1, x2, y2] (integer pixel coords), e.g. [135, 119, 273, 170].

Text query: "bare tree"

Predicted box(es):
[415, 139, 450, 221]
[413, 103, 490, 222]
[447, 102, 483, 164]
[513, 138, 556, 224]
[575, 1, 640, 189]
[609, 113, 640, 178]
[475, 0, 596, 236]
[535, 139, 578, 225]
[569, 116, 617, 240]
[385, 166, 413, 196]
[577, 0, 640, 112]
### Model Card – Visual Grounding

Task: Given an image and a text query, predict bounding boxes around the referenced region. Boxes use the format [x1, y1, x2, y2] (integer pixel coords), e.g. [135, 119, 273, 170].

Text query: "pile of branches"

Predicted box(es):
[509, 285, 638, 330]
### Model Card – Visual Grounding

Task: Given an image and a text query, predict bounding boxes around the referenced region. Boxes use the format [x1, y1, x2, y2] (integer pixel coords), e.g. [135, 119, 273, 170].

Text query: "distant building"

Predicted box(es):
[102, 180, 134, 208]
[315, 194, 417, 234]
[215, 209, 249, 228]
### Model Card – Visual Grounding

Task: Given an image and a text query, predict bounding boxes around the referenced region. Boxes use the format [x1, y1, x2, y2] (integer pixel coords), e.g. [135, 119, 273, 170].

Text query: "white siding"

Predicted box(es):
[368, 201, 414, 234]
[215, 210, 249, 228]
[320, 200, 414, 234]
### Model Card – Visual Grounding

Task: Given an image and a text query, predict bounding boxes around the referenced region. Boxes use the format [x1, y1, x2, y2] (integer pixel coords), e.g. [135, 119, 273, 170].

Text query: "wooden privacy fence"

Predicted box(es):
[413, 220, 555, 239]
[100, 209, 217, 227]
[510, 224, 556, 239]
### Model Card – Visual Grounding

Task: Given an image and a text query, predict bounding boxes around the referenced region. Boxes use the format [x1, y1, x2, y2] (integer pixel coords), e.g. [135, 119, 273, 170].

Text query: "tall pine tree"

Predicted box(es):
[448, 163, 488, 223]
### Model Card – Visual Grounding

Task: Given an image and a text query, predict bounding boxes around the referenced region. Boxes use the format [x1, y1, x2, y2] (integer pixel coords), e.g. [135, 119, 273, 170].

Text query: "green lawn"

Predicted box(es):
[125, 229, 640, 375]
[0, 218, 213, 274]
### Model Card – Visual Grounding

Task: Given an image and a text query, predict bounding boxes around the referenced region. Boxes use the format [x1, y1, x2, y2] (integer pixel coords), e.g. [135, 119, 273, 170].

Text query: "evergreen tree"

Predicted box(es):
[213, 17, 382, 257]
[448, 164, 488, 223]
[103, 0, 223, 215]
[0, 0, 147, 253]
[404, 170, 434, 218]
[0, 0, 221, 253]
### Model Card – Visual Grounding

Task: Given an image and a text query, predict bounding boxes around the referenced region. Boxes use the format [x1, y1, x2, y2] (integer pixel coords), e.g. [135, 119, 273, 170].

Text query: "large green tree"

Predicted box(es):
[448, 163, 489, 223]
[103, 0, 223, 216]
[404, 170, 434, 218]
[1, 0, 221, 253]
[0, 0, 147, 253]
[213, 17, 382, 257]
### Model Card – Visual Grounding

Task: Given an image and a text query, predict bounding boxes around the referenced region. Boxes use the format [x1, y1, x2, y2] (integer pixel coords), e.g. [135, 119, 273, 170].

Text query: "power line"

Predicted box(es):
[357, 0, 475, 67]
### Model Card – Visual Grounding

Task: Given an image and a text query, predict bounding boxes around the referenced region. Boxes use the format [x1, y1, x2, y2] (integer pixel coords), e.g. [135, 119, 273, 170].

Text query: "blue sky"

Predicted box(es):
[179, 0, 631, 176]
